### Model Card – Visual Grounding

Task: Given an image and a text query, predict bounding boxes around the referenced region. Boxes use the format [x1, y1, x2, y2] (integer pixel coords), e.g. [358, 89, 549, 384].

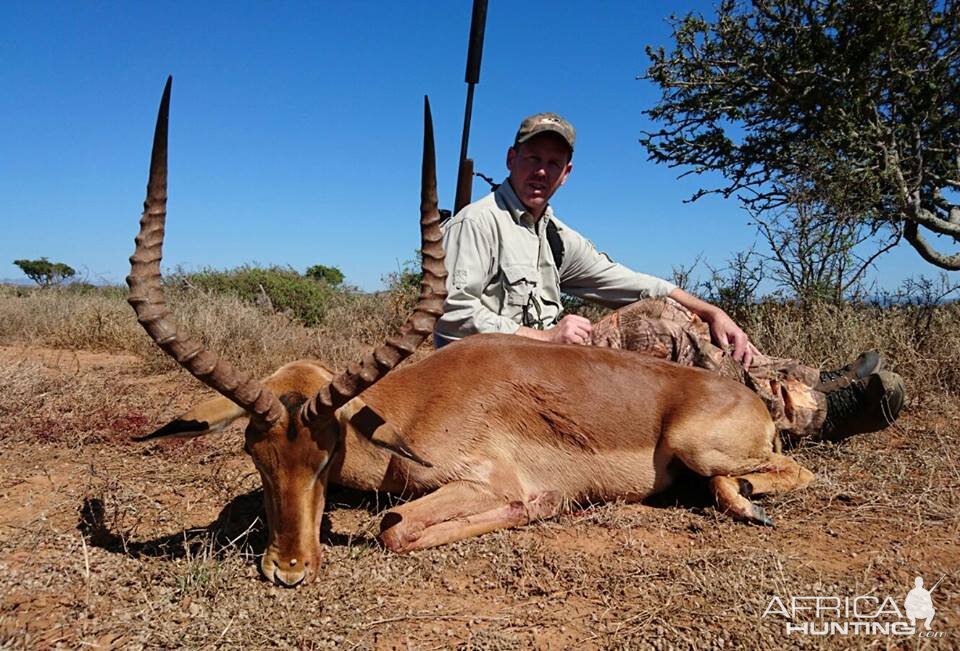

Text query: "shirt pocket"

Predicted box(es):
[501, 263, 539, 307]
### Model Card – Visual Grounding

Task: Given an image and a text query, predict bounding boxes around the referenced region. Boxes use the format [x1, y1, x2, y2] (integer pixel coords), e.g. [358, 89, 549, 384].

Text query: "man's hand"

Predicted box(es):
[704, 309, 754, 370]
[667, 288, 756, 370]
[517, 314, 592, 345]
[549, 315, 592, 344]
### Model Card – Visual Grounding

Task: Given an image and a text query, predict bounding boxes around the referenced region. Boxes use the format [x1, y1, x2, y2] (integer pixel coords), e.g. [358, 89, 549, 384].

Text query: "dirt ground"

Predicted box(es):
[0, 344, 956, 649]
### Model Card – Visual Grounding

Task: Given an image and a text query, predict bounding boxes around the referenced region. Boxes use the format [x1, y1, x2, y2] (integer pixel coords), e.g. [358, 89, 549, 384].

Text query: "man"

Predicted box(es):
[904, 576, 937, 631]
[435, 112, 905, 441]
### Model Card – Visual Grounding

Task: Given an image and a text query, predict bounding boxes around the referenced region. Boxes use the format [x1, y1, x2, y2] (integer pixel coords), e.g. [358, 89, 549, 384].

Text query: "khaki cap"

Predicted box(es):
[514, 112, 575, 151]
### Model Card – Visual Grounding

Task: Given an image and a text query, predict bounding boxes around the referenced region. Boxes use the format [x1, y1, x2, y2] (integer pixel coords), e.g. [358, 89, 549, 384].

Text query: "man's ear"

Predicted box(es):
[558, 160, 573, 187]
[506, 146, 517, 171]
[135, 396, 248, 441]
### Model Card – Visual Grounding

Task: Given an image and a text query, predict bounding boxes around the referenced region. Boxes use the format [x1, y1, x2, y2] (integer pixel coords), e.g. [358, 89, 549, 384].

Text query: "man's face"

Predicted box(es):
[506, 134, 573, 218]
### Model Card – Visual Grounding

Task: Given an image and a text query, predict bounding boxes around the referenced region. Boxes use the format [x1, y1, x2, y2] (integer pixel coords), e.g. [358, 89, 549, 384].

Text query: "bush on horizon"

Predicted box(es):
[166, 265, 339, 327]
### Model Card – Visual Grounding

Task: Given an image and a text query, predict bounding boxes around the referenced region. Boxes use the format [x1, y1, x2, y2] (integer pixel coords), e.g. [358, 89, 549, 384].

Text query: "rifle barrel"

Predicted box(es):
[464, 0, 488, 84]
[454, 0, 489, 214]
[929, 574, 946, 593]
[458, 83, 476, 169]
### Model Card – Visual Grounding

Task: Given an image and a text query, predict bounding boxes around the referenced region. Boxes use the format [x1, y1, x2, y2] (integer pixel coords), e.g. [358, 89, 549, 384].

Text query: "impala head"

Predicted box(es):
[127, 77, 446, 586]
[246, 364, 338, 586]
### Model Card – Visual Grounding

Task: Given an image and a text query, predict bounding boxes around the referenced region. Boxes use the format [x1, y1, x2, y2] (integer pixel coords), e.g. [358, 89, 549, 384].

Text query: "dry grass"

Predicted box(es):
[741, 300, 960, 403]
[0, 286, 958, 648]
[3, 284, 957, 399]
[0, 283, 419, 379]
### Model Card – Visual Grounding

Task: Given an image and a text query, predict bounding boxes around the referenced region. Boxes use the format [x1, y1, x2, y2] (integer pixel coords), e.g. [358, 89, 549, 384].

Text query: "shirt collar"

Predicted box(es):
[497, 179, 555, 229]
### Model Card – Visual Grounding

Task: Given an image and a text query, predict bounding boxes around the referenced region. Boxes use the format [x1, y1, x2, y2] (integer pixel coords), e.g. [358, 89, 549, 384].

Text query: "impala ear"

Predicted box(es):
[368, 420, 433, 468]
[343, 400, 432, 468]
[135, 396, 248, 442]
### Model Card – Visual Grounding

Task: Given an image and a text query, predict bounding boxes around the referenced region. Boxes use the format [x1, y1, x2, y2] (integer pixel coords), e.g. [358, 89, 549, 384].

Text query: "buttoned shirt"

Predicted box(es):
[434, 180, 677, 347]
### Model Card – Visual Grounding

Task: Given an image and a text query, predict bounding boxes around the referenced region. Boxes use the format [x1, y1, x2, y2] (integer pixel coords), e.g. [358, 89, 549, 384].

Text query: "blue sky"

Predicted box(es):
[0, 1, 936, 291]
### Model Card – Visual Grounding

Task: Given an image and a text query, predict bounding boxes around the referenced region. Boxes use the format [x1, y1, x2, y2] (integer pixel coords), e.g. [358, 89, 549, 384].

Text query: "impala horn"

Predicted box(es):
[126, 76, 285, 426]
[303, 95, 447, 419]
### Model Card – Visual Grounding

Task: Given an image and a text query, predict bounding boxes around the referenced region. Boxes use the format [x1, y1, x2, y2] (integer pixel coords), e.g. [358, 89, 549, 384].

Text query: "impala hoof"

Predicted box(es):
[378, 512, 422, 553]
[750, 504, 775, 528]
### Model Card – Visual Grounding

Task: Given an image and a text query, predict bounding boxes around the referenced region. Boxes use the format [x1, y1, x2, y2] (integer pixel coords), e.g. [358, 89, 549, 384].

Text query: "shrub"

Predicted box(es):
[168, 266, 336, 326]
[380, 257, 424, 321]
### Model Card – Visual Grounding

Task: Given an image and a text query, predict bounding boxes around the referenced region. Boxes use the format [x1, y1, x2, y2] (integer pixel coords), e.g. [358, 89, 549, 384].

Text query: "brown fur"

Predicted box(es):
[154, 333, 813, 587]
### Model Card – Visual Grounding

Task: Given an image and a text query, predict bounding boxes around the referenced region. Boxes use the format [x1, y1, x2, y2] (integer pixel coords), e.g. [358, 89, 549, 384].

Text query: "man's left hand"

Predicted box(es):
[666, 288, 757, 371]
[706, 310, 754, 370]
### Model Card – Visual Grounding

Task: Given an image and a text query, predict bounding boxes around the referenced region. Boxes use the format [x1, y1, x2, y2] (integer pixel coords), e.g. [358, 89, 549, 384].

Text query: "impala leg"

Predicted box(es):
[710, 476, 776, 526]
[710, 454, 814, 527]
[733, 453, 814, 496]
[378, 481, 562, 553]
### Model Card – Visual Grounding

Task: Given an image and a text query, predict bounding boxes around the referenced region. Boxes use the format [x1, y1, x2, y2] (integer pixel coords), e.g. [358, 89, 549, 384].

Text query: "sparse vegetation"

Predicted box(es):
[0, 276, 420, 378]
[0, 271, 957, 648]
[0, 333, 956, 647]
[2, 274, 958, 398]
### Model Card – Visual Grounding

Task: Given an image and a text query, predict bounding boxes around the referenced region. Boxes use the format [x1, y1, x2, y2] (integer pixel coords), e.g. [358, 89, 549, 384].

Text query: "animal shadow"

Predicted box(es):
[641, 464, 714, 511]
[78, 485, 389, 561]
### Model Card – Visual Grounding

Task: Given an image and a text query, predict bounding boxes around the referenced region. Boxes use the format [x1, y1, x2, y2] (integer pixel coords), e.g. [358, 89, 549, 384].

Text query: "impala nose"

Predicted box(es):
[273, 563, 307, 588]
[261, 553, 310, 587]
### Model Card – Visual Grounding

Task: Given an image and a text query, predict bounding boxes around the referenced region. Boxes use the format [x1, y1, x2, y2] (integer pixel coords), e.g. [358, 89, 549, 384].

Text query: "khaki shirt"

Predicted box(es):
[434, 180, 677, 346]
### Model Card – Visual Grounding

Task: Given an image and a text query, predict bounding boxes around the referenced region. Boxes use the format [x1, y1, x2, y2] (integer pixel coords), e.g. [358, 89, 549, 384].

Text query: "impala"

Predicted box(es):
[129, 78, 813, 587]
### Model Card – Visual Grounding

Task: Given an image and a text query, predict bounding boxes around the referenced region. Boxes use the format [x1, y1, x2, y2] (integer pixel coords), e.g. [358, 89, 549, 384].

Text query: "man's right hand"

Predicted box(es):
[518, 314, 592, 345]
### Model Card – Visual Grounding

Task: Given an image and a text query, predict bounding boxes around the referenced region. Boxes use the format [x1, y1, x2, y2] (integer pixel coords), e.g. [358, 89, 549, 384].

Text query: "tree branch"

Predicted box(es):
[904, 222, 960, 270]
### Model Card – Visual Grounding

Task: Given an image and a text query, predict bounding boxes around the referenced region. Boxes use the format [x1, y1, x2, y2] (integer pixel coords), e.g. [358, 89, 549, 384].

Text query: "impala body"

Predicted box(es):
[168, 335, 805, 586]
[129, 79, 813, 587]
